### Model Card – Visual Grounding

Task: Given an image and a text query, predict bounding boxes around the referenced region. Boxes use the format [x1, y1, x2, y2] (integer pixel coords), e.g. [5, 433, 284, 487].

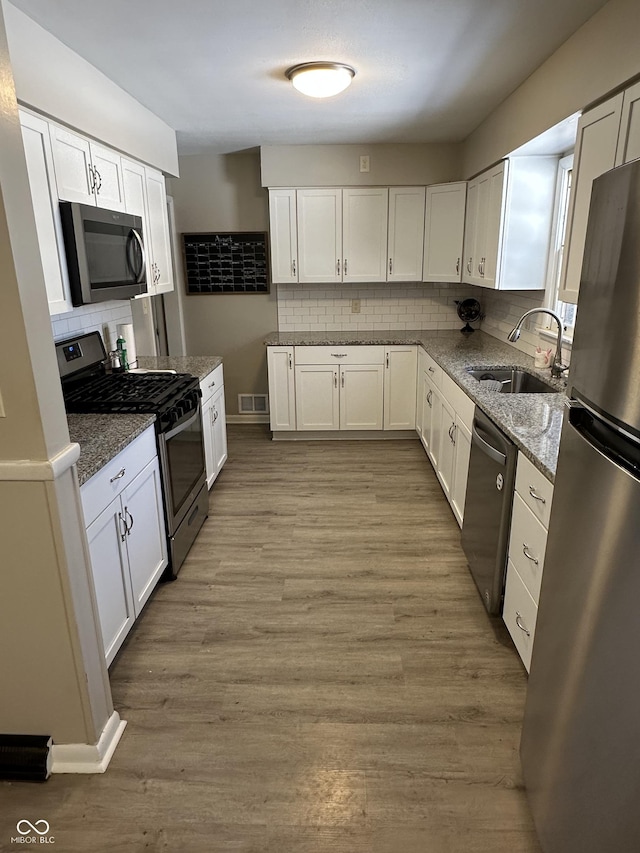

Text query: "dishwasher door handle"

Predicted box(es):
[472, 423, 507, 466]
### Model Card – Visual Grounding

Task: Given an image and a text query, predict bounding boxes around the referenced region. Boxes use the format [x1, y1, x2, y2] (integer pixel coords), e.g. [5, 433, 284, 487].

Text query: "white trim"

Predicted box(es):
[272, 430, 417, 441]
[536, 325, 573, 348]
[0, 442, 80, 481]
[226, 414, 270, 424]
[51, 711, 126, 774]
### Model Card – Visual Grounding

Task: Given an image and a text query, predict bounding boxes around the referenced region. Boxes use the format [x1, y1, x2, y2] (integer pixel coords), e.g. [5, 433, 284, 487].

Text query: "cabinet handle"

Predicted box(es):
[386, 354, 389, 369]
[209, 381, 216, 389]
[522, 544, 539, 565]
[212, 407, 219, 423]
[94, 167, 102, 193]
[426, 389, 432, 407]
[344, 259, 348, 275]
[456, 257, 460, 274]
[451, 423, 456, 445]
[528, 485, 546, 504]
[110, 467, 126, 483]
[515, 611, 531, 637]
[118, 512, 128, 542]
[334, 371, 338, 388]
[88, 166, 95, 193]
[389, 258, 393, 275]
[292, 259, 296, 276]
[288, 353, 292, 369]
[330, 353, 348, 358]
[336, 259, 341, 276]
[467, 257, 472, 274]
[428, 366, 435, 374]
[341, 373, 345, 388]
[125, 507, 134, 535]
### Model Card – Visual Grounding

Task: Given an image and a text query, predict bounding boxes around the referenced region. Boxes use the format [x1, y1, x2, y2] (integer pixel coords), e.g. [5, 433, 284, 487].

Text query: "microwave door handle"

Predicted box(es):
[130, 228, 146, 284]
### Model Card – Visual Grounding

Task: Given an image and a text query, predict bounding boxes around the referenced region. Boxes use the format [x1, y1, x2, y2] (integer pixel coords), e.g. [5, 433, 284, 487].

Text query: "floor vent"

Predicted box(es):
[238, 394, 269, 414]
[0, 734, 52, 781]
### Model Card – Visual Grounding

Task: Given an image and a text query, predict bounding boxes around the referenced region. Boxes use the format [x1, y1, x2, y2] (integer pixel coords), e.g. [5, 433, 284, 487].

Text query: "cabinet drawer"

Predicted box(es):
[503, 560, 538, 673]
[515, 453, 554, 527]
[200, 363, 224, 404]
[508, 492, 547, 603]
[81, 427, 157, 526]
[294, 345, 384, 365]
[441, 372, 474, 431]
[420, 348, 442, 389]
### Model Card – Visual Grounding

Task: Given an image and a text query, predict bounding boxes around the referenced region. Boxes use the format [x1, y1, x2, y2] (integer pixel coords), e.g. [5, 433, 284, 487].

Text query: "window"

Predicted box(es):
[544, 153, 576, 336]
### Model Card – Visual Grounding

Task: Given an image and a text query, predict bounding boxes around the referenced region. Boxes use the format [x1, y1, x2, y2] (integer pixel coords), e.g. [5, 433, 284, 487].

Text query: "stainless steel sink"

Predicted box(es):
[467, 367, 558, 394]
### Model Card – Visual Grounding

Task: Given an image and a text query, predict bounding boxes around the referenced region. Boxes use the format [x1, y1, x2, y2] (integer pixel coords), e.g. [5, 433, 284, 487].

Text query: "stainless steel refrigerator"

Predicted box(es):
[520, 158, 640, 853]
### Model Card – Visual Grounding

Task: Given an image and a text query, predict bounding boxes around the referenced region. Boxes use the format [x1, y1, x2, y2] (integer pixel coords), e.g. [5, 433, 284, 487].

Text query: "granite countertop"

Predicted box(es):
[264, 329, 566, 481]
[136, 355, 223, 382]
[68, 413, 156, 486]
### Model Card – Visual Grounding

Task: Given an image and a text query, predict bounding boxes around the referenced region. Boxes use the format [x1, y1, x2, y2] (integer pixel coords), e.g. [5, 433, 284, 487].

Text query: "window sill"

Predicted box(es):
[536, 325, 573, 349]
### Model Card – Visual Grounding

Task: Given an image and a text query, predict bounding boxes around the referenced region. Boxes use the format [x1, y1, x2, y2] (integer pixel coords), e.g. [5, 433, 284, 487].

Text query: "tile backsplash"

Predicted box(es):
[276, 281, 477, 332]
[50, 301, 133, 351]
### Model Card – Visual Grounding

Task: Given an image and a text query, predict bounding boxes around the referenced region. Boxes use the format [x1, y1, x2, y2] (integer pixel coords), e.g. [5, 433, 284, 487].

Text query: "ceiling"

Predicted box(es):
[9, 0, 609, 156]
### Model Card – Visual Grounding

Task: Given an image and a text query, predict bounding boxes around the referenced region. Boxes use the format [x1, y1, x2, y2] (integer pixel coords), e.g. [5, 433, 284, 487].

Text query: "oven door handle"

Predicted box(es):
[164, 405, 201, 440]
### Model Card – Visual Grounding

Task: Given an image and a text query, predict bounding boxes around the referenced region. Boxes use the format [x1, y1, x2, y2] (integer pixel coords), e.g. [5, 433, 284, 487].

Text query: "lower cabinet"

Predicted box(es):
[200, 364, 228, 487]
[81, 427, 167, 665]
[295, 362, 385, 430]
[268, 346, 296, 431]
[503, 453, 554, 671]
[417, 354, 474, 527]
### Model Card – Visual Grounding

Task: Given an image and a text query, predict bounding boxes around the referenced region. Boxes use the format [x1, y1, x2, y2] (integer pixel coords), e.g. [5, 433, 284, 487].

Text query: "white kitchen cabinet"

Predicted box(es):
[450, 418, 472, 525]
[50, 124, 126, 211]
[268, 189, 298, 283]
[267, 346, 296, 431]
[122, 157, 146, 217]
[19, 110, 72, 316]
[384, 345, 417, 430]
[342, 188, 389, 282]
[339, 363, 385, 429]
[200, 363, 227, 487]
[503, 453, 555, 672]
[462, 157, 557, 291]
[616, 80, 640, 166]
[295, 364, 340, 430]
[423, 182, 466, 283]
[297, 188, 342, 283]
[558, 93, 624, 304]
[81, 428, 167, 665]
[144, 166, 173, 294]
[387, 187, 426, 282]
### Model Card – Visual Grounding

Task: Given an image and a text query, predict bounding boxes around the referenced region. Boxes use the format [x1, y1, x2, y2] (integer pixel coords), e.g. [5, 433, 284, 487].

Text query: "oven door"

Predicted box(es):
[158, 400, 207, 536]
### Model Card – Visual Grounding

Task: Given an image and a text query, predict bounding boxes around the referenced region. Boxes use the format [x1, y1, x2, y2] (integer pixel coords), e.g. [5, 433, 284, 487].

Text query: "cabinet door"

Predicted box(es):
[202, 394, 216, 487]
[450, 418, 472, 527]
[423, 182, 466, 283]
[295, 364, 339, 430]
[420, 374, 434, 453]
[383, 345, 417, 430]
[210, 385, 228, 479]
[269, 189, 298, 282]
[342, 188, 388, 282]
[145, 167, 174, 294]
[559, 93, 623, 304]
[267, 346, 296, 430]
[428, 382, 444, 471]
[339, 364, 384, 430]
[478, 162, 506, 289]
[85, 499, 135, 666]
[19, 111, 72, 316]
[297, 189, 342, 283]
[462, 177, 479, 284]
[122, 157, 147, 217]
[387, 187, 425, 282]
[50, 124, 95, 204]
[437, 395, 456, 499]
[90, 143, 125, 211]
[615, 80, 640, 166]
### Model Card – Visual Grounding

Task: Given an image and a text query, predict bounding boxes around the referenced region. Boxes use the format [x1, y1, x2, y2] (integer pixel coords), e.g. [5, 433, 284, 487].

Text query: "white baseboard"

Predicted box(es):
[226, 414, 270, 424]
[272, 429, 418, 441]
[51, 711, 126, 774]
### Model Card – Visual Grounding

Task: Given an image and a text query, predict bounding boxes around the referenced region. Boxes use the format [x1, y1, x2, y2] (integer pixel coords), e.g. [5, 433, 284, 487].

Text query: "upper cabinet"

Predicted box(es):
[559, 82, 640, 304]
[268, 186, 425, 284]
[462, 157, 557, 291]
[19, 109, 174, 314]
[50, 124, 126, 211]
[423, 182, 466, 283]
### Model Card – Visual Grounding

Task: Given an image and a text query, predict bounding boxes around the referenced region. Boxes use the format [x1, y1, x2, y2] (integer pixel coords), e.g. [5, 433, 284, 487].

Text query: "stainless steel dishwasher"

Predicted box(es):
[461, 408, 517, 614]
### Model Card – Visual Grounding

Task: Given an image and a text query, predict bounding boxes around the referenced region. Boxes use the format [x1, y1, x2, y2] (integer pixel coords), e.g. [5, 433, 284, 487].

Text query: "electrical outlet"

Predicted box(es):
[351, 299, 361, 314]
[359, 155, 370, 173]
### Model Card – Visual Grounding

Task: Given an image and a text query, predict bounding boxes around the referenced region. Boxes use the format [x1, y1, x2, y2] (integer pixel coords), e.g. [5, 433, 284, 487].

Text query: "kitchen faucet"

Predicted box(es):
[507, 308, 568, 378]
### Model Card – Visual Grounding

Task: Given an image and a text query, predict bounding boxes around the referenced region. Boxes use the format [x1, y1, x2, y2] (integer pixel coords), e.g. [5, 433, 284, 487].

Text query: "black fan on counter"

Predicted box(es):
[455, 298, 483, 334]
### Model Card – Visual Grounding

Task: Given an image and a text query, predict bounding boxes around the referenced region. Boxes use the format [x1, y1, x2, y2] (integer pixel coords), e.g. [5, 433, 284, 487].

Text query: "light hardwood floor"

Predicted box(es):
[0, 425, 542, 852]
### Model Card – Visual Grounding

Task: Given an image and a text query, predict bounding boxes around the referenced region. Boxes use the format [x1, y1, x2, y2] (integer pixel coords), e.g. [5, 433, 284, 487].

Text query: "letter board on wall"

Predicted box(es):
[182, 232, 270, 294]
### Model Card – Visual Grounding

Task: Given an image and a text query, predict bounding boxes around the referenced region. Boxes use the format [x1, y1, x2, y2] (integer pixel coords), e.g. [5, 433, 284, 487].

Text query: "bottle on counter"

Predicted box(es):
[116, 335, 129, 371]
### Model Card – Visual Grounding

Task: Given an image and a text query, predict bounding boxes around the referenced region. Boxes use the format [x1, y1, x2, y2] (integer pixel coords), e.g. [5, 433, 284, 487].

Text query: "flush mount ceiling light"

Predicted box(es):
[285, 62, 356, 98]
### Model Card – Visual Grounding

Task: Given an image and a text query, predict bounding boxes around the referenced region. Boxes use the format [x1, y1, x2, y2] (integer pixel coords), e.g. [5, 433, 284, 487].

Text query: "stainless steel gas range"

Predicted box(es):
[56, 331, 207, 577]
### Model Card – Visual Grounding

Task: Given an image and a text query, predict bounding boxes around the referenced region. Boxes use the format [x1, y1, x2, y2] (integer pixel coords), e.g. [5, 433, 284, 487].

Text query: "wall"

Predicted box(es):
[4, 2, 179, 175]
[169, 150, 277, 416]
[261, 143, 462, 187]
[278, 281, 475, 332]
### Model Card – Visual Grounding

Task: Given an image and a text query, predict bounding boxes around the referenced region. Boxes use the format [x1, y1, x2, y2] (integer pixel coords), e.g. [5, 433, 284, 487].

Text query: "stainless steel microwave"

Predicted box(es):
[59, 202, 147, 305]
